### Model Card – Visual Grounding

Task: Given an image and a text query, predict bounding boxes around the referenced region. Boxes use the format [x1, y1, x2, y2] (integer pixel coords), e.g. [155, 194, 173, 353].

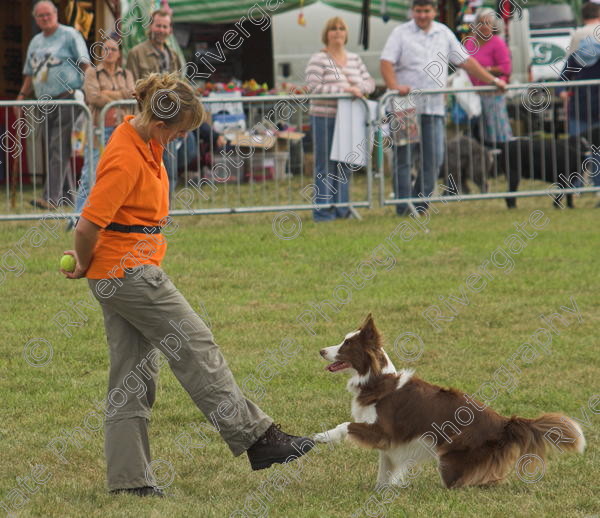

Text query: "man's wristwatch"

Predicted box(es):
[491, 77, 501, 86]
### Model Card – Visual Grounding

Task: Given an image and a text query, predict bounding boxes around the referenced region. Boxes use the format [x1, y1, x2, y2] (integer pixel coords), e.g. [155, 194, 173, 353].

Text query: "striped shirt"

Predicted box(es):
[305, 51, 375, 117]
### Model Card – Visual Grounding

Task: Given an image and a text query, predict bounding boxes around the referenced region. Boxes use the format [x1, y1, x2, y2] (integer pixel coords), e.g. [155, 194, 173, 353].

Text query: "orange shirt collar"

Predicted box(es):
[123, 115, 163, 166]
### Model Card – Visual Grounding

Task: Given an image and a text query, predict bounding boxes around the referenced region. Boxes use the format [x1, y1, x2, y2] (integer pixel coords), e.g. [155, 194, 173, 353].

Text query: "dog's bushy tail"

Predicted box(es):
[504, 413, 586, 458]
[440, 413, 585, 488]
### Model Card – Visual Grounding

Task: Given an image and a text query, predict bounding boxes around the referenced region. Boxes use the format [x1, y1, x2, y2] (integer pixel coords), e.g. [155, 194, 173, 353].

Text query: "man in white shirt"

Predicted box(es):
[380, 0, 505, 215]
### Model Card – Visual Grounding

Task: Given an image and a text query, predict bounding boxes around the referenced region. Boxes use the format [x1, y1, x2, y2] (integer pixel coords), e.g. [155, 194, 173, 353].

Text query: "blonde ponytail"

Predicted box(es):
[134, 72, 205, 130]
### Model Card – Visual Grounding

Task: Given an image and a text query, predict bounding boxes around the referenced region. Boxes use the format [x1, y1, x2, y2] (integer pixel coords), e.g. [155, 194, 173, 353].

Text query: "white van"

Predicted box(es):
[509, 3, 577, 83]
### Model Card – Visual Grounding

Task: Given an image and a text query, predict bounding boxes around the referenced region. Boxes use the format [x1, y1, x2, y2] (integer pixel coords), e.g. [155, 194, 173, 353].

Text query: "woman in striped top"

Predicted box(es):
[305, 17, 375, 222]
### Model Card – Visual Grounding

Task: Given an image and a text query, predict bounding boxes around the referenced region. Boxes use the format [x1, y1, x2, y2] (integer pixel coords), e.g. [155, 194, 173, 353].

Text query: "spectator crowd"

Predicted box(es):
[14, 0, 600, 221]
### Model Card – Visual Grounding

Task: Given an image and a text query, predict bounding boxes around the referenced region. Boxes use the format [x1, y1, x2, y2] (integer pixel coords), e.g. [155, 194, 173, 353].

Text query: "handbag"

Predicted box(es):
[389, 96, 420, 146]
[71, 111, 88, 158]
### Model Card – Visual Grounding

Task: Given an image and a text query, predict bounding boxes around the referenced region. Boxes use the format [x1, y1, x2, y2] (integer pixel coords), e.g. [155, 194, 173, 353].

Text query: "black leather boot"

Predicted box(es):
[246, 423, 315, 471]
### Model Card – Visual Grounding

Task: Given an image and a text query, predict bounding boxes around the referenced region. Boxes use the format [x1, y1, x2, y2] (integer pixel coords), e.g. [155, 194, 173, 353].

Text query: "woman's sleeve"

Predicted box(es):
[495, 38, 512, 77]
[356, 56, 376, 94]
[305, 52, 344, 94]
[84, 67, 111, 108]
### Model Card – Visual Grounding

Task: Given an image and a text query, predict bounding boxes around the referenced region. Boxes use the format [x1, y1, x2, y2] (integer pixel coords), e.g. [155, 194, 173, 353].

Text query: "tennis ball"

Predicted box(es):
[60, 254, 76, 272]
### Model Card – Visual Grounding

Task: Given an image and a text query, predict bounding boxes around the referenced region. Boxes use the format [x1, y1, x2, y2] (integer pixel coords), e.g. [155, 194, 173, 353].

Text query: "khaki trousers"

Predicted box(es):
[88, 265, 272, 490]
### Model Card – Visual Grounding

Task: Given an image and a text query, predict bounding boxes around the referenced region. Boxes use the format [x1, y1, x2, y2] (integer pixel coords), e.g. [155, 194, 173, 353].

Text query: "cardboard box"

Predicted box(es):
[228, 133, 276, 150]
[227, 131, 302, 180]
[203, 155, 244, 183]
[245, 152, 289, 181]
[228, 130, 304, 152]
[274, 131, 304, 152]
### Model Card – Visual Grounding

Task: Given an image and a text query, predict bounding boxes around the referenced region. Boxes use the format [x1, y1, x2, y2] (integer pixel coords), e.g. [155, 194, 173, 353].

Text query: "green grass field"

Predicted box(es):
[0, 194, 598, 518]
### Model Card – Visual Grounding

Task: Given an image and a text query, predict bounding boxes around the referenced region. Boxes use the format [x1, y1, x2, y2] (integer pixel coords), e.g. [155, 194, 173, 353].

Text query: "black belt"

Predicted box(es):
[106, 222, 162, 234]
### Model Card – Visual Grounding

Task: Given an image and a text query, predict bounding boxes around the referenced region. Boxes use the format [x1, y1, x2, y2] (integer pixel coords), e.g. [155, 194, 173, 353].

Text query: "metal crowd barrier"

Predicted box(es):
[1, 93, 373, 221]
[100, 93, 373, 217]
[0, 99, 93, 221]
[376, 79, 600, 212]
[3, 81, 600, 222]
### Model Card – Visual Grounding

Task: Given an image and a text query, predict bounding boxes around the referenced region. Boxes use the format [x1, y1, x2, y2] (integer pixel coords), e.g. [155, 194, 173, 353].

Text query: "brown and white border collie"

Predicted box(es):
[314, 315, 585, 488]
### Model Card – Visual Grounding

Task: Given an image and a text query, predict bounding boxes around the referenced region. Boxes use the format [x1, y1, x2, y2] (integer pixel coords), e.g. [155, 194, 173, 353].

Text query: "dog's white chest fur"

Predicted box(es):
[347, 377, 377, 423]
[347, 367, 414, 424]
[351, 398, 377, 423]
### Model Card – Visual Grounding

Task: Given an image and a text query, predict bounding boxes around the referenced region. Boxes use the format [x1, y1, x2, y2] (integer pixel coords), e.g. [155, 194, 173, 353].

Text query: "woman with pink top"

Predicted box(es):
[464, 9, 513, 144]
[305, 17, 375, 222]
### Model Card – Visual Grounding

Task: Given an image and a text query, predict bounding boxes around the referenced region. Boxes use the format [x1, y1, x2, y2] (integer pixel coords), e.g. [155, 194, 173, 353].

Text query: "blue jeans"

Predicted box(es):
[164, 139, 180, 196]
[393, 115, 444, 215]
[75, 126, 114, 213]
[176, 131, 198, 171]
[311, 115, 351, 222]
[164, 134, 198, 196]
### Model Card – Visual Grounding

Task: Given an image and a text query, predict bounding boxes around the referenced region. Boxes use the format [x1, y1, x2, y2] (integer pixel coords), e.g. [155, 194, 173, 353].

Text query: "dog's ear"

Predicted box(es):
[360, 314, 381, 347]
[362, 313, 375, 330]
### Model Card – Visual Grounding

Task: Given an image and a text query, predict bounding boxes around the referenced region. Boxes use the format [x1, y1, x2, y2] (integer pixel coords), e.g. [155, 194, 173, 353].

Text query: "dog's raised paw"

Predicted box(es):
[312, 432, 330, 443]
[312, 422, 351, 444]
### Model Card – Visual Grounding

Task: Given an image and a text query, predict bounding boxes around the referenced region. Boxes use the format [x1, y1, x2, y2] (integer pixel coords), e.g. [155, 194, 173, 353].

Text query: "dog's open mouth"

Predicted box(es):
[326, 361, 351, 372]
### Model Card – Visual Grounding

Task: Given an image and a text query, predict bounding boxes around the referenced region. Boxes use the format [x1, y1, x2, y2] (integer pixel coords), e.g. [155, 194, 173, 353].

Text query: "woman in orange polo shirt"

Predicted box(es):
[61, 72, 313, 496]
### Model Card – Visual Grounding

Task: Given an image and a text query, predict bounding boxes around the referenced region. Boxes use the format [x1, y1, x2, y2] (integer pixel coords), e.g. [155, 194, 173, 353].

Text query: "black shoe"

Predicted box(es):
[246, 423, 315, 471]
[110, 486, 165, 497]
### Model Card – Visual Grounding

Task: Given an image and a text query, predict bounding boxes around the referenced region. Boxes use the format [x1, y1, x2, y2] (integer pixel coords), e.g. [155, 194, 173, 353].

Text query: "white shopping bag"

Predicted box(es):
[330, 98, 378, 167]
[448, 69, 482, 118]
